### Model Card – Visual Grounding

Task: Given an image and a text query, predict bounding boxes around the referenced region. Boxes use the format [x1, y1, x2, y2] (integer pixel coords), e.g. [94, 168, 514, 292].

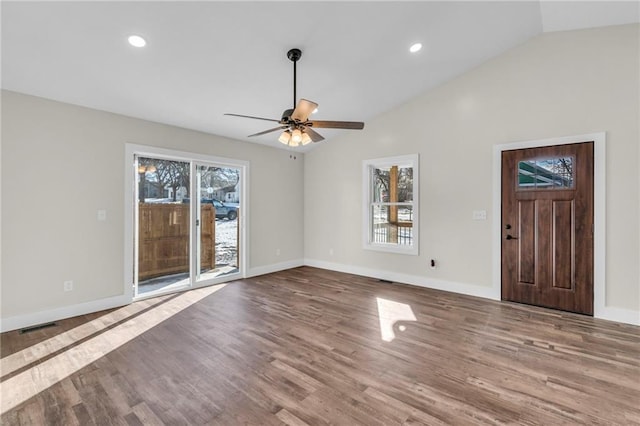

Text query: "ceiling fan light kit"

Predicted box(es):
[278, 129, 312, 147]
[225, 48, 364, 147]
[278, 130, 291, 145]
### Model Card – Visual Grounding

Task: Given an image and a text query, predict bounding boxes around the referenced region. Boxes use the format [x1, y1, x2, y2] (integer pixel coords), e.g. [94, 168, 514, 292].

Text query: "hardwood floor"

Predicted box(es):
[2, 266, 639, 425]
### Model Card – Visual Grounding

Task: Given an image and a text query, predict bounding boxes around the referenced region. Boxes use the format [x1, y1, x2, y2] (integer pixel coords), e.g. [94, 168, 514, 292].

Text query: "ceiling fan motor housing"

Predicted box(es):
[281, 108, 294, 122]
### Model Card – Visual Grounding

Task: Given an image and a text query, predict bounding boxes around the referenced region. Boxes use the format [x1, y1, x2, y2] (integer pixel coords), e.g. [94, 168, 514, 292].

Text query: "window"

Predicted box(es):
[363, 154, 419, 255]
[517, 157, 574, 189]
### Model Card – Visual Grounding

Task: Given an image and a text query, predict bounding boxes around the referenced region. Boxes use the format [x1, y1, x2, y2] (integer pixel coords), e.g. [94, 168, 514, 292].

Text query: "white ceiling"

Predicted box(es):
[2, 1, 638, 151]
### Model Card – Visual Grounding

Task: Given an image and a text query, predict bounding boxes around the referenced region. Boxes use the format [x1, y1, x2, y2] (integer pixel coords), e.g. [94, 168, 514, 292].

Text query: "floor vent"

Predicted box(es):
[19, 322, 57, 334]
[378, 279, 393, 283]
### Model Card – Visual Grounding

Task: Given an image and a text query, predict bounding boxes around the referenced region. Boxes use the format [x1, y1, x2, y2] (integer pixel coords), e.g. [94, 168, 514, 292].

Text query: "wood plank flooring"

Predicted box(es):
[2, 266, 639, 425]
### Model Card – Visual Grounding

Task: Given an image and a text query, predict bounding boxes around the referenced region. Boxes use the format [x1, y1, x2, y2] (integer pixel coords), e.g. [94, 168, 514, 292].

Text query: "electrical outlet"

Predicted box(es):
[329, 248, 334, 256]
[97, 209, 107, 221]
[276, 248, 281, 256]
[64, 280, 73, 292]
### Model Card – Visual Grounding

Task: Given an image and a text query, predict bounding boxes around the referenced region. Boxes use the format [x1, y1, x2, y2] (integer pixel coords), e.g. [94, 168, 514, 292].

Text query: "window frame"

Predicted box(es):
[362, 154, 419, 255]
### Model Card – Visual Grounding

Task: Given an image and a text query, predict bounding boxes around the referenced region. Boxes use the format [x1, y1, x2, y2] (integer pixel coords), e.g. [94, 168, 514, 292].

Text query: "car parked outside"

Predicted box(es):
[182, 198, 238, 220]
[208, 199, 238, 220]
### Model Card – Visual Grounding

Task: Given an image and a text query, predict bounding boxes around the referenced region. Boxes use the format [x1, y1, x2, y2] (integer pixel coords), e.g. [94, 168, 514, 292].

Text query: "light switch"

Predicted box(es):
[97, 209, 107, 221]
[473, 210, 487, 220]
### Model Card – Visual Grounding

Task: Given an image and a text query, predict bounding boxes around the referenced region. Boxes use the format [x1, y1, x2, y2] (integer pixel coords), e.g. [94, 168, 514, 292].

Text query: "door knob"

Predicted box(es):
[506, 234, 518, 240]
[505, 224, 512, 229]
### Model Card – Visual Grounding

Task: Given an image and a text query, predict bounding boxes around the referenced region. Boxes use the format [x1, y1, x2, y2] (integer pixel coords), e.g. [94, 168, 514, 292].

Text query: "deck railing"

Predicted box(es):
[373, 221, 413, 246]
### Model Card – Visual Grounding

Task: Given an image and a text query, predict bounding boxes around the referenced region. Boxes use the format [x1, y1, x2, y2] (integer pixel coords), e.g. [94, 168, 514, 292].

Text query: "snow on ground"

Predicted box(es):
[215, 218, 238, 266]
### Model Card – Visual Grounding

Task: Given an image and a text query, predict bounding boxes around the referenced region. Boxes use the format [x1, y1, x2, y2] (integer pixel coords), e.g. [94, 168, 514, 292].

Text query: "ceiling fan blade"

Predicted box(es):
[309, 120, 365, 130]
[248, 126, 287, 137]
[224, 113, 281, 123]
[304, 127, 325, 143]
[291, 99, 318, 122]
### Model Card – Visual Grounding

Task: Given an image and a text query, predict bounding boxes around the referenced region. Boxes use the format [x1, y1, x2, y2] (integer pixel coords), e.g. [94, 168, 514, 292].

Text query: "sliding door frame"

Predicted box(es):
[124, 143, 249, 302]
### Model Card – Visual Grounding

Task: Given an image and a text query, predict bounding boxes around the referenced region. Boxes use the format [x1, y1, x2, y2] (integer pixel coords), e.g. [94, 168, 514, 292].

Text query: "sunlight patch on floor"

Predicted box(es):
[376, 297, 417, 342]
[2, 301, 157, 378]
[0, 284, 226, 414]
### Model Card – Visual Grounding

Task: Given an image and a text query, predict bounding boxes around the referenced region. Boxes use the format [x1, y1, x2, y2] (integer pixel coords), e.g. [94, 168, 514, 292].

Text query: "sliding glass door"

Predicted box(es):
[136, 156, 192, 296]
[130, 149, 245, 299]
[195, 163, 241, 284]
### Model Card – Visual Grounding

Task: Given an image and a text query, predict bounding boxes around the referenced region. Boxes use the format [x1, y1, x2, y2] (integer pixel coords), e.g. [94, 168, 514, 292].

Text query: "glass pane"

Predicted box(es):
[137, 156, 191, 295]
[371, 204, 413, 246]
[518, 157, 573, 189]
[371, 165, 414, 203]
[398, 205, 413, 222]
[196, 165, 240, 282]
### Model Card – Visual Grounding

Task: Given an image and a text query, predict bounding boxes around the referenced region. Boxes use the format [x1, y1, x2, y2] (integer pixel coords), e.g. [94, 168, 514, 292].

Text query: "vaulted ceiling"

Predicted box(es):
[2, 1, 638, 150]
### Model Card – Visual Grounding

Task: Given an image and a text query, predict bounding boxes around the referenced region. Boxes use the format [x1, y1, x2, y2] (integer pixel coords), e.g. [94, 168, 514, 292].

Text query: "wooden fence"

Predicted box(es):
[138, 203, 215, 281]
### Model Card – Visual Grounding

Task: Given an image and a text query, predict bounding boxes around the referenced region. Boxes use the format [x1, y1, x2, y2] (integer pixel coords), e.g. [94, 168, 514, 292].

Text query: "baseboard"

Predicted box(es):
[0, 294, 131, 333]
[305, 259, 640, 326]
[1, 259, 305, 334]
[247, 259, 305, 278]
[304, 259, 499, 301]
[595, 305, 640, 326]
[4, 260, 636, 332]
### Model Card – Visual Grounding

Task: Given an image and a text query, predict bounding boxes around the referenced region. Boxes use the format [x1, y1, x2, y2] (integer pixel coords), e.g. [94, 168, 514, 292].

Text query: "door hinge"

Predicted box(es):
[196, 219, 200, 226]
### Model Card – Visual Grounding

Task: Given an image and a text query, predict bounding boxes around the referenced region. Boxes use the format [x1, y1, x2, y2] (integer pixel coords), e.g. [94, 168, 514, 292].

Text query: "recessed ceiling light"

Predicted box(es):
[409, 42, 422, 53]
[128, 35, 146, 48]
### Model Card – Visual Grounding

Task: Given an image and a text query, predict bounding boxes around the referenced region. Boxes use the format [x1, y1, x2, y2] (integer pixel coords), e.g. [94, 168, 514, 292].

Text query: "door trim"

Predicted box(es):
[124, 143, 249, 303]
[492, 132, 612, 319]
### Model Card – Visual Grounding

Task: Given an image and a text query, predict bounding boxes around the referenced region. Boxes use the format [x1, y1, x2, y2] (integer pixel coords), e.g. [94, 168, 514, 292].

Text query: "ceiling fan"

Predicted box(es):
[225, 48, 365, 147]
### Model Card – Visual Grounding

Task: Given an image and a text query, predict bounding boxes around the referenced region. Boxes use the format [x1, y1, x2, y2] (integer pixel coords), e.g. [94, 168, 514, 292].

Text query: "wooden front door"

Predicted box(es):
[501, 142, 594, 315]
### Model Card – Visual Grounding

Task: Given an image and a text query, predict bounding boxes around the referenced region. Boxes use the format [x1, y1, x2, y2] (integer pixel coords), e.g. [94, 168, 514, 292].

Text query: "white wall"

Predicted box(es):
[304, 24, 640, 320]
[1, 91, 304, 324]
[2, 24, 638, 330]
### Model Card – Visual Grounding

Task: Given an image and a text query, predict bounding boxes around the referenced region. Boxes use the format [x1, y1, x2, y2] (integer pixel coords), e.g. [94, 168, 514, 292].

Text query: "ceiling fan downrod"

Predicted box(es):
[287, 48, 302, 110]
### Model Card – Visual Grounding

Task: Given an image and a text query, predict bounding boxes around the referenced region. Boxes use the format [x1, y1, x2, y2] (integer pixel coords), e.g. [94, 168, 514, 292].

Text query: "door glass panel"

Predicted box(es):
[136, 156, 191, 296]
[195, 164, 240, 282]
[517, 157, 573, 189]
